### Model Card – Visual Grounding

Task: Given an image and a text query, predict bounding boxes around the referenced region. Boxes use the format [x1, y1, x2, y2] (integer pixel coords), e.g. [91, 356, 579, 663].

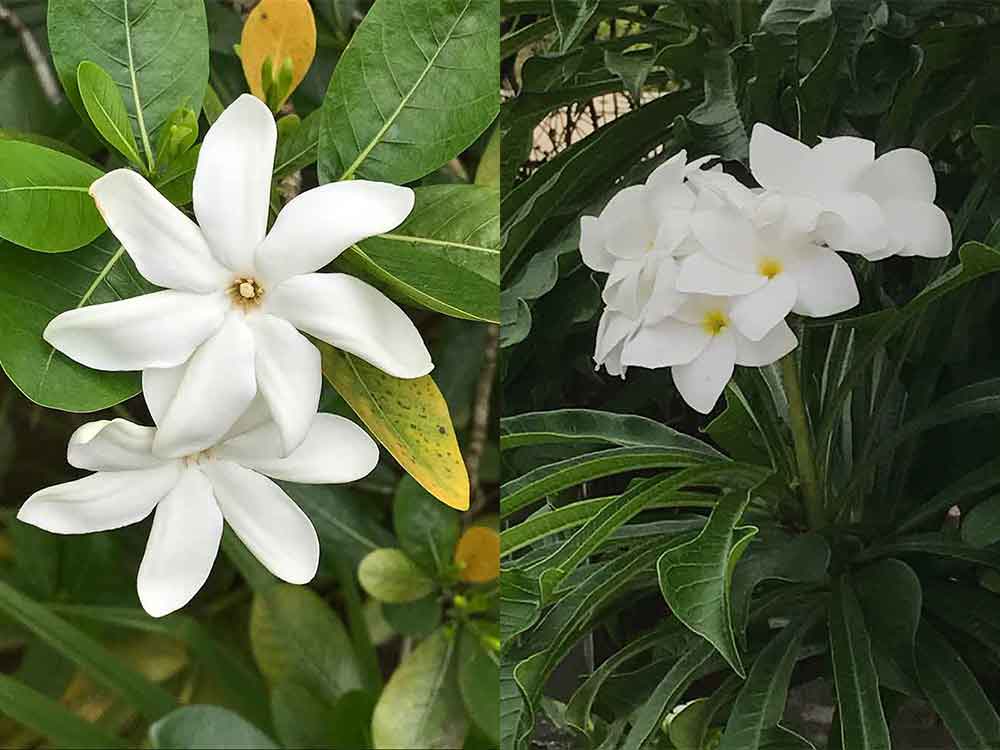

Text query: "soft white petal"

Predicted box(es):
[603, 258, 645, 316]
[883, 199, 952, 258]
[734, 321, 797, 366]
[218, 413, 379, 483]
[730, 274, 798, 341]
[193, 94, 276, 273]
[809, 136, 875, 191]
[142, 365, 185, 427]
[43, 291, 227, 371]
[815, 192, 888, 256]
[265, 273, 432, 379]
[690, 207, 759, 272]
[601, 186, 657, 258]
[595, 308, 636, 365]
[247, 315, 321, 456]
[677, 253, 765, 296]
[786, 247, 860, 317]
[645, 150, 686, 195]
[67, 419, 160, 471]
[137, 467, 222, 618]
[204, 461, 319, 584]
[642, 259, 685, 323]
[580, 215, 614, 272]
[671, 329, 736, 414]
[855, 148, 936, 204]
[622, 318, 710, 368]
[90, 170, 229, 292]
[255, 181, 415, 284]
[17, 465, 181, 534]
[652, 208, 694, 254]
[749, 123, 811, 192]
[152, 313, 257, 458]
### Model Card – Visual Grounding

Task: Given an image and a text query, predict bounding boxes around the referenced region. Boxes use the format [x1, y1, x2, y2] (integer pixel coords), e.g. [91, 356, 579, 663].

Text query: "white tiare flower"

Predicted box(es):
[620, 295, 797, 414]
[44, 94, 432, 460]
[679, 191, 860, 341]
[17, 384, 379, 617]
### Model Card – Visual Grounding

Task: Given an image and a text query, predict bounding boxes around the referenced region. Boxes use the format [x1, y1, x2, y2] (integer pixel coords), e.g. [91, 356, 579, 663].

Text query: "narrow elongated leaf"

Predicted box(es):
[340, 184, 500, 322]
[924, 582, 1000, 666]
[860, 533, 1000, 571]
[828, 575, 891, 750]
[897, 455, 1000, 534]
[319, 344, 469, 510]
[150, 706, 278, 749]
[77, 61, 142, 167]
[551, 0, 599, 52]
[372, 628, 467, 749]
[0, 235, 150, 411]
[319, 0, 498, 183]
[500, 568, 541, 643]
[0, 140, 104, 252]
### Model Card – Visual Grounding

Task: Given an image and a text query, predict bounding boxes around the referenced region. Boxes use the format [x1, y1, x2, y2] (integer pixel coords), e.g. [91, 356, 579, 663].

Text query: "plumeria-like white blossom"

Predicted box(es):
[18, 383, 379, 617]
[44, 94, 431, 461]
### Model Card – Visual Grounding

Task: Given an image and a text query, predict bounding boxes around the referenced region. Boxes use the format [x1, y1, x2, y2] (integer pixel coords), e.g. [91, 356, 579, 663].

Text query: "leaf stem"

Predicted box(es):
[780, 352, 825, 529]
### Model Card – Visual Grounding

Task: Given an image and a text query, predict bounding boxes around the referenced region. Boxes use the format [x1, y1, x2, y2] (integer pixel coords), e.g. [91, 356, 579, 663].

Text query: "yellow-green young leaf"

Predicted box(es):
[319, 344, 470, 510]
[372, 628, 467, 749]
[455, 527, 500, 583]
[241, 0, 316, 109]
[76, 61, 142, 167]
[475, 126, 500, 187]
[358, 549, 436, 603]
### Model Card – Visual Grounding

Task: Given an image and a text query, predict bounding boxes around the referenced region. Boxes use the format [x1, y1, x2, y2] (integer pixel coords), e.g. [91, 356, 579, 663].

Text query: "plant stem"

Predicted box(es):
[780, 353, 825, 529]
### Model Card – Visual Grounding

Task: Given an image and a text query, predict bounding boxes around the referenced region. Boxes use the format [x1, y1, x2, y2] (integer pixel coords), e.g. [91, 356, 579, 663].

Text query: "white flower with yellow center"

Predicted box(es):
[43, 94, 431, 461]
[17, 382, 379, 617]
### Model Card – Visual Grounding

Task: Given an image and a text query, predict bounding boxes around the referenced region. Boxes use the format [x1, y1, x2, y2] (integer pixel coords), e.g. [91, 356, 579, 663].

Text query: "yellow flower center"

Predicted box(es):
[758, 257, 783, 279]
[702, 309, 729, 335]
[229, 277, 265, 308]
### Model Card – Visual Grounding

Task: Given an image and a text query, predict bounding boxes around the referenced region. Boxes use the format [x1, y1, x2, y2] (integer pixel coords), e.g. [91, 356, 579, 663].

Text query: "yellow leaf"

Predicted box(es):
[240, 0, 317, 108]
[455, 526, 500, 583]
[318, 343, 470, 510]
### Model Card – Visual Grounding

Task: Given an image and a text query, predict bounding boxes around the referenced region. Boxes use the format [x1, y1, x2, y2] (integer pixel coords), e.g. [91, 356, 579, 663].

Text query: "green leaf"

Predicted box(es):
[551, 0, 598, 53]
[250, 584, 364, 707]
[274, 108, 321, 177]
[358, 548, 437, 603]
[382, 595, 442, 637]
[271, 679, 336, 749]
[0, 673, 129, 749]
[371, 628, 468, 749]
[458, 626, 499, 745]
[860, 533, 1000, 572]
[0, 235, 150, 412]
[500, 567, 541, 643]
[961, 494, 1000, 548]
[924, 582, 1000, 666]
[150, 706, 279, 749]
[680, 48, 748, 161]
[330, 690, 377, 749]
[394, 475, 461, 575]
[76, 60, 142, 167]
[0, 140, 105, 252]
[657, 488, 761, 676]
[339, 184, 500, 323]
[48, 0, 210, 170]
[318, 0, 499, 184]
[828, 575, 891, 750]
[475, 125, 500, 187]
[897, 455, 1000, 534]
[916, 622, 1000, 750]
[154, 145, 200, 206]
[0, 580, 176, 720]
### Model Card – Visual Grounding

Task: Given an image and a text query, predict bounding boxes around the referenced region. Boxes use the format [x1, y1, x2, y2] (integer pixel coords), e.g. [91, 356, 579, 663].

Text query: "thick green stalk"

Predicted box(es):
[780, 353, 825, 529]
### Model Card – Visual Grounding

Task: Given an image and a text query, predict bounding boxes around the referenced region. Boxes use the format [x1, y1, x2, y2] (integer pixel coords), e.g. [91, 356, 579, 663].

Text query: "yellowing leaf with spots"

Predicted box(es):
[318, 343, 470, 510]
[240, 0, 317, 109]
[455, 527, 499, 583]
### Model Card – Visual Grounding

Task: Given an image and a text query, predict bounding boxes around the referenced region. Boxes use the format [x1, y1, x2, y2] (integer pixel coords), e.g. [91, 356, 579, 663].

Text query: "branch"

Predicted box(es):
[465, 323, 499, 511]
[0, 2, 61, 105]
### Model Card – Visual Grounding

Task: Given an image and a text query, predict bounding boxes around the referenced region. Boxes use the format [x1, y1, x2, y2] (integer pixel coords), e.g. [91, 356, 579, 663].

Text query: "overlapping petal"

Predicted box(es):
[671, 329, 736, 414]
[622, 318, 710, 369]
[734, 321, 797, 366]
[729, 274, 798, 342]
[67, 419, 160, 471]
[787, 246, 859, 316]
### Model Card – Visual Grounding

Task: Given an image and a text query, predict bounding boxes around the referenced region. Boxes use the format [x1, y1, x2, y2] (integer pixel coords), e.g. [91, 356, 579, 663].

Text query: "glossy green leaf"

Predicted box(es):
[828, 575, 891, 750]
[393, 475, 461, 575]
[458, 626, 499, 745]
[500, 567, 541, 643]
[0, 140, 104, 252]
[0, 235, 150, 412]
[271, 679, 336, 749]
[150, 706, 279, 749]
[340, 184, 499, 322]
[552, 0, 598, 52]
[372, 628, 467, 749]
[860, 533, 1000, 572]
[382, 595, 442, 637]
[961, 494, 1000, 548]
[319, 0, 498, 183]
[330, 690, 376, 750]
[274, 108, 321, 177]
[897, 455, 1000, 534]
[154, 145, 200, 206]
[358, 548, 437, 603]
[76, 60, 142, 167]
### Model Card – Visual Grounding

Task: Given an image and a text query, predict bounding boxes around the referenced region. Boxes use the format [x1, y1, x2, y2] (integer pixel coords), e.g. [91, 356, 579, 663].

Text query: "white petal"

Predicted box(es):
[653, 207, 695, 254]
[43, 291, 227, 371]
[218, 413, 379, 483]
[153, 313, 257, 458]
[645, 150, 687, 194]
[17, 465, 180, 534]
[247, 315, 321, 456]
[809, 136, 875, 191]
[749, 124, 811, 192]
[603, 258, 645, 316]
[580, 215, 614, 272]
[816, 192, 888, 256]
[690, 207, 759, 273]
[730, 274, 798, 341]
[90, 169, 229, 292]
[255, 181, 415, 284]
[595, 308, 636, 364]
[68, 419, 160, 471]
[142, 365, 186, 427]
[265, 273, 432, 379]
[621, 318, 710, 368]
[193, 94, 276, 273]
[671, 329, 736, 414]
[734, 321, 797, 366]
[642, 259, 685, 323]
[883, 199, 952, 258]
[677, 253, 765, 296]
[855, 148, 936, 204]
[137, 467, 222, 618]
[205, 461, 319, 583]
[601, 186, 656, 258]
[787, 247, 860, 317]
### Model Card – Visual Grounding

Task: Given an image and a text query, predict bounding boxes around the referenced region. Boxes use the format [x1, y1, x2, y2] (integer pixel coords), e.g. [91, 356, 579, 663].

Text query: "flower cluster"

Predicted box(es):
[583, 124, 952, 413]
[18, 95, 431, 616]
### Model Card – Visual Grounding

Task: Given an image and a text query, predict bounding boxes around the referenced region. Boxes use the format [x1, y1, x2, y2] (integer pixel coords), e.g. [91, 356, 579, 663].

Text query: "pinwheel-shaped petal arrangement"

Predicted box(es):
[44, 94, 433, 461]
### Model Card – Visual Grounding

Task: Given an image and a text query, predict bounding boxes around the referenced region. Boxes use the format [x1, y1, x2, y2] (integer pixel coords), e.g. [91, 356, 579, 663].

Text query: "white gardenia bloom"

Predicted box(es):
[44, 94, 431, 461]
[621, 295, 797, 414]
[679, 191, 860, 341]
[17, 391, 379, 617]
